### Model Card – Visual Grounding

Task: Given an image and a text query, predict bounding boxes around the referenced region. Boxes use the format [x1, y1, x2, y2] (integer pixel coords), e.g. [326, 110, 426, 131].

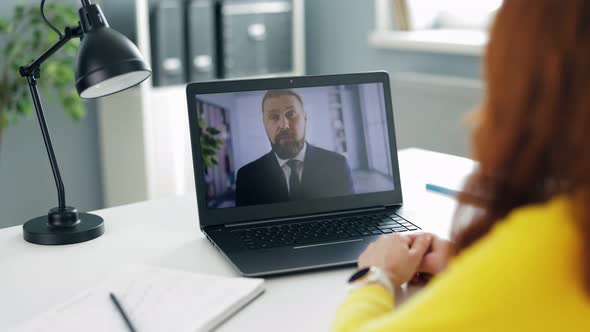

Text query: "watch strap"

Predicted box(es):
[347, 266, 394, 295]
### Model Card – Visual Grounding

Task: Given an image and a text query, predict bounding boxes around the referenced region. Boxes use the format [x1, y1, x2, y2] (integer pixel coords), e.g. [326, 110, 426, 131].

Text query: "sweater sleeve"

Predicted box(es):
[331, 285, 395, 332]
[331, 200, 575, 332]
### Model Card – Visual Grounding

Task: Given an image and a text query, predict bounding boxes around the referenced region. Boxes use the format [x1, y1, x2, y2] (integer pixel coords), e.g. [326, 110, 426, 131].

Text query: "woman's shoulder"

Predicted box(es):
[493, 195, 577, 245]
[463, 195, 578, 253]
[450, 195, 582, 286]
[504, 195, 574, 224]
[438, 195, 589, 319]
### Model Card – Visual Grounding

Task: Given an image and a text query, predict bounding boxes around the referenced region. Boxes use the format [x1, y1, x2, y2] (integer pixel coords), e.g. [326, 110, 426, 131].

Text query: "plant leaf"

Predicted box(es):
[16, 100, 32, 116]
[203, 135, 217, 146]
[0, 112, 8, 129]
[15, 5, 25, 19]
[32, 29, 42, 50]
[206, 127, 221, 135]
[0, 18, 9, 32]
[202, 147, 217, 156]
[4, 40, 15, 56]
[63, 90, 84, 120]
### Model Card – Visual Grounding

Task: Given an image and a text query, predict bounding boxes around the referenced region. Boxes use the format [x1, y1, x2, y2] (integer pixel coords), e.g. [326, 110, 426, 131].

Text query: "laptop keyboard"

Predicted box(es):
[236, 213, 420, 250]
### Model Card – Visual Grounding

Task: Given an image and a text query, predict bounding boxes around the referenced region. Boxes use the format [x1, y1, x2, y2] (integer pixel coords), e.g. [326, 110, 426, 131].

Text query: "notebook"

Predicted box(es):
[10, 265, 265, 332]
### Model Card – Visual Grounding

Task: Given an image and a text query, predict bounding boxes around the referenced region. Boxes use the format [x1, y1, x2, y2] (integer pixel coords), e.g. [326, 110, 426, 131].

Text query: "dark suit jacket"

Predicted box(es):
[235, 144, 354, 206]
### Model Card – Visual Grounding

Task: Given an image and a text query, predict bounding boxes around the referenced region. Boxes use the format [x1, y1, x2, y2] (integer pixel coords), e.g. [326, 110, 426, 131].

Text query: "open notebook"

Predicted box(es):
[10, 265, 265, 332]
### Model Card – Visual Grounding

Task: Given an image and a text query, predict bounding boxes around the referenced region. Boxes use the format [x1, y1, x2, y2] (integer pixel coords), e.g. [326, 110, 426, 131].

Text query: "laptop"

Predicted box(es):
[186, 71, 420, 277]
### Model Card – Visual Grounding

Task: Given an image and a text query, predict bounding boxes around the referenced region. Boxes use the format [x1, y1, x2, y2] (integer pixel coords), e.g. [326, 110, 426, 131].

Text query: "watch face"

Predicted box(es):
[348, 267, 371, 283]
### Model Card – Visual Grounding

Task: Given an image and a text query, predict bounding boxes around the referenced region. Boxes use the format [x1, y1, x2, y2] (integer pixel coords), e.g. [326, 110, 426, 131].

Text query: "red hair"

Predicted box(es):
[453, 0, 590, 293]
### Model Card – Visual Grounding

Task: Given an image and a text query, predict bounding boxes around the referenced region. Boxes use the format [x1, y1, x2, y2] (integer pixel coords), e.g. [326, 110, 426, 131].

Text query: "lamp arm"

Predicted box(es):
[19, 24, 83, 211]
[20, 25, 82, 77]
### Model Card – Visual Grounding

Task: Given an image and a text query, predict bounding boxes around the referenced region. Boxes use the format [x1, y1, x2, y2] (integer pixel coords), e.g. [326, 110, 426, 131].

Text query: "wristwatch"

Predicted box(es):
[347, 266, 394, 295]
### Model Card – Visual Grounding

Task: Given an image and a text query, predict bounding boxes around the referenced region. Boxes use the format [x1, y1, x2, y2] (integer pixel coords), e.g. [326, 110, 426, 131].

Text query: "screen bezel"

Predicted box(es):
[186, 71, 403, 228]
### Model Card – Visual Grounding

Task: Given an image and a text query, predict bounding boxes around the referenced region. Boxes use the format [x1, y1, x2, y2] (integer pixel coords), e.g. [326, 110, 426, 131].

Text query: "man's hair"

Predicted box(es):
[261, 89, 304, 112]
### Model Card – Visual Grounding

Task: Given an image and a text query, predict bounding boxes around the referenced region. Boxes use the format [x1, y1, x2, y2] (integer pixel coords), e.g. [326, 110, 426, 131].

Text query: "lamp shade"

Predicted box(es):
[75, 4, 151, 99]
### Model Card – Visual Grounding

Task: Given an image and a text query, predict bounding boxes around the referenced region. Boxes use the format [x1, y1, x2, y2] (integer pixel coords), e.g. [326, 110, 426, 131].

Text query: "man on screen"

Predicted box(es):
[236, 89, 354, 206]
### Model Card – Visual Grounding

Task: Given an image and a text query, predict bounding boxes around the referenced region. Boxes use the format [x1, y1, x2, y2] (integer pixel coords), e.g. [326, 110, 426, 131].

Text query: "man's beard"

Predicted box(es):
[271, 130, 305, 160]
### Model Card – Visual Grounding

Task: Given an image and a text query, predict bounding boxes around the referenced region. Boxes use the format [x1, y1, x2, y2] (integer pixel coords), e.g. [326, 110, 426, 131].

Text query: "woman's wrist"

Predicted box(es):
[347, 266, 395, 294]
[384, 270, 404, 288]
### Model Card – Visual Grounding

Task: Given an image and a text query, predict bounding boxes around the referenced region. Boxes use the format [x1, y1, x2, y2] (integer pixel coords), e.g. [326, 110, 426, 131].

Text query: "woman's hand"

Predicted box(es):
[408, 233, 454, 275]
[358, 233, 432, 288]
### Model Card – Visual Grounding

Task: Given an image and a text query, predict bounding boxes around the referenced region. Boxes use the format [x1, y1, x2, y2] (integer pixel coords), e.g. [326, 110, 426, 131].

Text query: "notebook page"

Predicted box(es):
[10, 265, 265, 332]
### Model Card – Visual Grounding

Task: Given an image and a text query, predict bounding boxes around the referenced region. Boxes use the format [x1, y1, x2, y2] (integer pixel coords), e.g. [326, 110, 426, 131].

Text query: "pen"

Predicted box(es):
[425, 183, 459, 198]
[109, 292, 138, 332]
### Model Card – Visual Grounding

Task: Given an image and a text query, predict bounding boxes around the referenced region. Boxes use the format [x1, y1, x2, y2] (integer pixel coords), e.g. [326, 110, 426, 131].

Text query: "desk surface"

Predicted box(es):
[0, 148, 474, 331]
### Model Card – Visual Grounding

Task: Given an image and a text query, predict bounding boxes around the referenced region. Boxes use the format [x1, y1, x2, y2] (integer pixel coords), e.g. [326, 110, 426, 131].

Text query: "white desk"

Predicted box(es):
[0, 148, 474, 331]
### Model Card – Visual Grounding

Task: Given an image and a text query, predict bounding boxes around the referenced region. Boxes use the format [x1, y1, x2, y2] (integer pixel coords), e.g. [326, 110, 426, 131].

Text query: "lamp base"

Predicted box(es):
[23, 212, 104, 245]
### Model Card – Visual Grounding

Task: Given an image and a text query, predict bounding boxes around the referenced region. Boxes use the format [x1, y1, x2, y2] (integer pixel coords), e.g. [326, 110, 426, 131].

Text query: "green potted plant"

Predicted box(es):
[0, 2, 84, 147]
[198, 115, 224, 170]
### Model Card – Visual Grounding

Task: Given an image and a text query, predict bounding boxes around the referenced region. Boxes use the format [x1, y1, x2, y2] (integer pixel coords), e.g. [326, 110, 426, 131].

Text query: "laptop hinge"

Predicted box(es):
[225, 206, 388, 229]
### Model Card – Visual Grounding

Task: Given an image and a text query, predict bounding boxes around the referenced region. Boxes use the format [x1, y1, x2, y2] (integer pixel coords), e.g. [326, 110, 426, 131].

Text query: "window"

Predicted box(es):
[400, 0, 502, 30]
[371, 0, 502, 54]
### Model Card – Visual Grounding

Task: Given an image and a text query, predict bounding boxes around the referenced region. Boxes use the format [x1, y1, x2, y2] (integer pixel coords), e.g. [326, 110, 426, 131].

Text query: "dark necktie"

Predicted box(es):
[286, 159, 301, 199]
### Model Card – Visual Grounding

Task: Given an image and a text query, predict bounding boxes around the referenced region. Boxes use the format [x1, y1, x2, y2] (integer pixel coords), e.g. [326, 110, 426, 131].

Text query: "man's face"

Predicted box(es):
[263, 94, 307, 159]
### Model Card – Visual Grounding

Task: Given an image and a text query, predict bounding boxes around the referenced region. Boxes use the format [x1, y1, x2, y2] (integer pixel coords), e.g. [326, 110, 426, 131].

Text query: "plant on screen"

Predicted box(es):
[198, 116, 223, 170]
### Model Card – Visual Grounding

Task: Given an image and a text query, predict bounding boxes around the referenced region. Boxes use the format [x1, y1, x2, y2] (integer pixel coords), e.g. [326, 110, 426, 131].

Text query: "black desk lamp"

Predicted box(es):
[19, 0, 151, 245]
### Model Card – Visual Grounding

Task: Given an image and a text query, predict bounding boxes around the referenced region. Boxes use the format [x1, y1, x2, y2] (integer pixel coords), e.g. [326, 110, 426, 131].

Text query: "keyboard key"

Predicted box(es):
[377, 222, 400, 228]
[377, 224, 397, 230]
[370, 230, 383, 235]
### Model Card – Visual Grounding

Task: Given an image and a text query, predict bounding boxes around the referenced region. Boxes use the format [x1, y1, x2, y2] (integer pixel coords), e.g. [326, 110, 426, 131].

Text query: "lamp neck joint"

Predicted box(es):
[79, 3, 109, 34]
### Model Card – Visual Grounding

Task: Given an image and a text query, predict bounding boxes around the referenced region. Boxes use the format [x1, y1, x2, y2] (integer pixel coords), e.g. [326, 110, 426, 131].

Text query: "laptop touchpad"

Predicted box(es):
[230, 237, 372, 276]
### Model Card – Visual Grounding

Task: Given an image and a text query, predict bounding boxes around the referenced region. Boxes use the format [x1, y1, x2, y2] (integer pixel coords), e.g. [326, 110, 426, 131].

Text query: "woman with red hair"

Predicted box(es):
[332, 1, 590, 330]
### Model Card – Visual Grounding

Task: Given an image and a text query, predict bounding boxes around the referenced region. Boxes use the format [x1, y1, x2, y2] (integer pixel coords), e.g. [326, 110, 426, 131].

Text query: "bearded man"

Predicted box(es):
[235, 89, 354, 207]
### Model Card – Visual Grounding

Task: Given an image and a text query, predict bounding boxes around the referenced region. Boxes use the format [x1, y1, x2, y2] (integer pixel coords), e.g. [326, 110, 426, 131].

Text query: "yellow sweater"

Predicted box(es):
[332, 197, 590, 331]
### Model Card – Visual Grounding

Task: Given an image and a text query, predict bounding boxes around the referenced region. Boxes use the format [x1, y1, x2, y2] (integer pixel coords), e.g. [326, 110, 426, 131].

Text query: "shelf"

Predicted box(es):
[368, 29, 487, 56]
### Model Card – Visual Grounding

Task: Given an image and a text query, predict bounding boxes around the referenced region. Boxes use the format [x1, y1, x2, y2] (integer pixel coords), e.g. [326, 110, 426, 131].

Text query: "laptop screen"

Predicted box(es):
[194, 83, 395, 209]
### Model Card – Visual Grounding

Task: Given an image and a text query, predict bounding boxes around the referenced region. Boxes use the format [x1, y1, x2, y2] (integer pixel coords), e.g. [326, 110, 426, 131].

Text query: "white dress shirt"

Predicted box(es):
[275, 142, 307, 193]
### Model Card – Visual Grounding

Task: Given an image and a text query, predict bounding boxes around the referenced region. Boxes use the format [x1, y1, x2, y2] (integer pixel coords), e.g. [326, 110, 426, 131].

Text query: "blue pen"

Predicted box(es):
[425, 183, 459, 198]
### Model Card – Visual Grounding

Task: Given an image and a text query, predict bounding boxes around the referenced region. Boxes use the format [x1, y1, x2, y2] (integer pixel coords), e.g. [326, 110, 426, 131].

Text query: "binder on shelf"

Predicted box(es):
[221, 0, 294, 78]
[150, 0, 187, 86]
[186, 0, 217, 82]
